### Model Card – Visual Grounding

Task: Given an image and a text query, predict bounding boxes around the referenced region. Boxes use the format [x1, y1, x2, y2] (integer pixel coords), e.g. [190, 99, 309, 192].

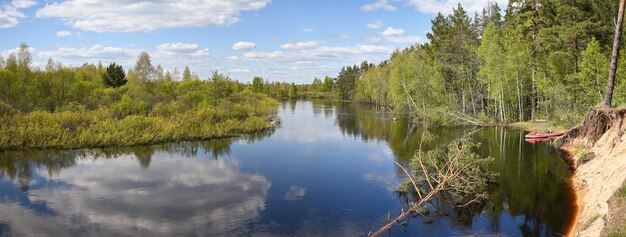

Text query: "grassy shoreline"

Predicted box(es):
[0, 93, 279, 150]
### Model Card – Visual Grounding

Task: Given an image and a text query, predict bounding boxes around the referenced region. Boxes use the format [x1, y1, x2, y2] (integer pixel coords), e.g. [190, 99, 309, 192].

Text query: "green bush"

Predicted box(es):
[112, 95, 147, 118]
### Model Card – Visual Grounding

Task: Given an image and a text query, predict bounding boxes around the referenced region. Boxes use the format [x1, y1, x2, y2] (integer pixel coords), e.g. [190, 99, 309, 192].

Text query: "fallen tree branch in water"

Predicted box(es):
[369, 138, 495, 237]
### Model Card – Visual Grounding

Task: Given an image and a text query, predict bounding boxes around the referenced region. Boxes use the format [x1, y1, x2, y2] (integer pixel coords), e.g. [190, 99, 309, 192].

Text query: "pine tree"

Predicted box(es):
[102, 63, 127, 88]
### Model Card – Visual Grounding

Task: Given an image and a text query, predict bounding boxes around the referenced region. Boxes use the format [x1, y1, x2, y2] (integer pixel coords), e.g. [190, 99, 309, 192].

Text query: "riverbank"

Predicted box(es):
[508, 120, 566, 132]
[0, 93, 279, 150]
[557, 107, 626, 237]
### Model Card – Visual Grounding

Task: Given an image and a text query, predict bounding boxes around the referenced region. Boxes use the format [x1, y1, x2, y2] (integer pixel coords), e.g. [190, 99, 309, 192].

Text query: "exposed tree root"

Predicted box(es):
[557, 106, 626, 148]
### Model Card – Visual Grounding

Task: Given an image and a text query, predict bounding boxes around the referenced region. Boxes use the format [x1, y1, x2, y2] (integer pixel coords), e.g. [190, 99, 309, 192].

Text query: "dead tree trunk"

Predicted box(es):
[603, 0, 626, 107]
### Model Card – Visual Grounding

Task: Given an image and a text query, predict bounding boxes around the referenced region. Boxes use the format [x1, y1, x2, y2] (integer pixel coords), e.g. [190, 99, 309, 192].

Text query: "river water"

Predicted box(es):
[0, 100, 574, 236]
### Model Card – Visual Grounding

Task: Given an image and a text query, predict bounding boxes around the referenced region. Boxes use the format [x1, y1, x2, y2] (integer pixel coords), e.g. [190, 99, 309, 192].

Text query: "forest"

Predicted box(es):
[257, 1, 622, 127]
[0, 45, 278, 150]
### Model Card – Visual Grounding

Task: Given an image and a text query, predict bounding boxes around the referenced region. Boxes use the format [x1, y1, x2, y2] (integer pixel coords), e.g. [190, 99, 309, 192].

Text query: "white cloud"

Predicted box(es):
[301, 27, 314, 32]
[229, 68, 251, 74]
[36, 45, 136, 63]
[381, 26, 405, 36]
[361, 0, 397, 11]
[377, 26, 420, 44]
[33, 43, 209, 73]
[238, 44, 395, 62]
[405, 0, 508, 15]
[36, 0, 272, 32]
[241, 51, 285, 61]
[11, 0, 36, 8]
[280, 41, 320, 50]
[385, 35, 421, 44]
[283, 186, 306, 200]
[232, 41, 257, 51]
[55, 30, 72, 37]
[155, 42, 209, 58]
[366, 20, 384, 29]
[0, 0, 37, 29]
[223, 43, 397, 82]
[2, 156, 271, 236]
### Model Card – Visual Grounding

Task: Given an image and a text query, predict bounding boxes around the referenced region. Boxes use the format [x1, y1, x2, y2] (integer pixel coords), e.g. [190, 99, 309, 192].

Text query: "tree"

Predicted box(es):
[5, 54, 17, 73]
[311, 77, 322, 92]
[335, 66, 360, 100]
[578, 38, 608, 107]
[155, 65, 164, 81]
[288, 83, 298, 98]
[603, 0, 626, 107]
[102, 63, 127, 88]
[0, 69, 16, 104]
[322, 76, 334, 92]
[46, 58, 55, 72]
[0, 54, 5, 69]
[479, 23, 510, 121]
[134, 52, 155, 83]
[182, 66, 191, 80]
[17, 43, 31, 72]
[252, 76, 263, 93]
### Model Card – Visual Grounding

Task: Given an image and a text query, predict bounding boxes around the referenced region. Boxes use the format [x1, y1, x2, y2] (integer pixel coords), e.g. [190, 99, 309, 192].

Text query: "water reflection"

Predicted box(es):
[0, 100, 573, 237]
[0, 158, 270, 236]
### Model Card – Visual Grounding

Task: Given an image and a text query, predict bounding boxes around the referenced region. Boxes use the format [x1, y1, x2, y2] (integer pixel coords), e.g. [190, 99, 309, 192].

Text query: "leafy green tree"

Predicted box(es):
[336, 66, 360, 100]
[0, 69, 16, 105]
[311, 78, 322, 92]
[577, 37, 608, 107]
[102, 63, 127, 88]
[183, 66, 191, 81]
[5, 54, 17, 73]
[252, 76, 263, 93]
[288, 83, 298, 98]
[17, 43, 31, 73]
[478, 24, 509, 121]
[322, 76, 334, 93]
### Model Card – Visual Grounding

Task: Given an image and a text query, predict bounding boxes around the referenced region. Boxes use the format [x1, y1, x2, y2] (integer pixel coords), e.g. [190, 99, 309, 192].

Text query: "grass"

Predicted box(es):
[574, 147, 593, 164]
[618, 182, 626, 198]
[0, 93, 279, 150]
[602, 182, 626, 237]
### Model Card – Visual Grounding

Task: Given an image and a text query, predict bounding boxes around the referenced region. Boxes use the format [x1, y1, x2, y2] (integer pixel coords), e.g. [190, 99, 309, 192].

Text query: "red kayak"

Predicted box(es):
[525, 138, 552, 144]
[525, 130, 567, 138]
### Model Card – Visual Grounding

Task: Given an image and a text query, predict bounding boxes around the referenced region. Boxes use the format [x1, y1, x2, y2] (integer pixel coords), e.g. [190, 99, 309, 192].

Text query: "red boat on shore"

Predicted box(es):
[525, 130, 567, 139]
[525, 138, 552, 144]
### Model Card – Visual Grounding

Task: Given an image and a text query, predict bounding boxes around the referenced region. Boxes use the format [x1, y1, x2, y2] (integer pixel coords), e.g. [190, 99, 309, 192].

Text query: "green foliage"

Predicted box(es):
[102, 63, 127, 88]
[618, 182, 626, 198]
[252, 76, 263, 93]
[577, 38, 608, 107]
[335, 65, 360, 100]
[400, 138, 496, 205]
[112, 95, 147, 117]
[282, 0, 615, 127]
[603, 227, 626, 237]
[0, 46, 279, 150]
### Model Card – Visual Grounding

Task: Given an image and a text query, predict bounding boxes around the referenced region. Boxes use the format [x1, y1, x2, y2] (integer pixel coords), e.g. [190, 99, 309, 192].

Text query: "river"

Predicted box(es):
[0, 100, 575, 236]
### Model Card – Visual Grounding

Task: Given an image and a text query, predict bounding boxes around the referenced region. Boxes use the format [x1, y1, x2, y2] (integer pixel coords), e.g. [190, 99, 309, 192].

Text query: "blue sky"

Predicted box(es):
[0, 0, 506, 83]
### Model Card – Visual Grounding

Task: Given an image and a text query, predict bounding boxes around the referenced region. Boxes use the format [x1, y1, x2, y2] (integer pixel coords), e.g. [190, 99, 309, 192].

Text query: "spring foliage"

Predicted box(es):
[0, 47, 278, 150]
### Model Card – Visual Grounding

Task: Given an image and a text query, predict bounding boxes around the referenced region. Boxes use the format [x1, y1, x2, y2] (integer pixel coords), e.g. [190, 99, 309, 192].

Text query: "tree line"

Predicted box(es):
[263, 1, 622, 126]
[0, 45, 278, 149]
